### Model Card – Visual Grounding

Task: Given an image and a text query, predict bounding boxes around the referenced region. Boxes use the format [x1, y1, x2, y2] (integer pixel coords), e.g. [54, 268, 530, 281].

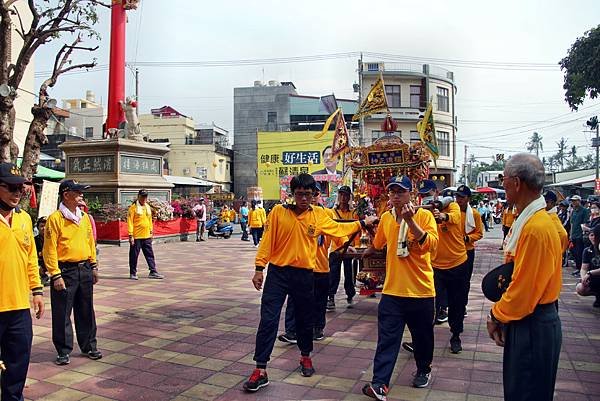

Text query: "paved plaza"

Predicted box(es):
[22, 227, 600, 401]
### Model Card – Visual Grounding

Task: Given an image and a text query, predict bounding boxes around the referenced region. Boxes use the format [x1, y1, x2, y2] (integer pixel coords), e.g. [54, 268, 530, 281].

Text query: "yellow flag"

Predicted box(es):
[352, 76, 388, 121]
[314, 108, 341, 139]
[417, 100, 439, 162]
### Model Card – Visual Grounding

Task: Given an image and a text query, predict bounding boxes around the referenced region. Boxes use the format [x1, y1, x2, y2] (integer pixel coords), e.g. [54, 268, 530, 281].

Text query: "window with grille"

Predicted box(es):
[437, 130, 450, 156]
[437, 87, 449, 112]
[385, 85, 401, 108]
[410, 86, 421, 108]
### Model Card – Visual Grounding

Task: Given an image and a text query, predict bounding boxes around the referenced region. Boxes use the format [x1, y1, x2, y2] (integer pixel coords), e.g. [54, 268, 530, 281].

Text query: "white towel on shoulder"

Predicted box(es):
[391, 206, 410, 258]
[503, 196, 546, 257]
[465, 204, 476, 233]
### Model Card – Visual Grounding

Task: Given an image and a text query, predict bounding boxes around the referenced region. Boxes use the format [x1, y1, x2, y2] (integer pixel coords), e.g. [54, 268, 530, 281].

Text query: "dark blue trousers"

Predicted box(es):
[0, 309, 32, 401]
[253, 265, 314, 368]
[465, 249, 475, 307]
[129, 238, 157, 275]
[503, 303, 561, 401]
[328, 253, 356, 300]
[250, 228, 263, 246]
[284, 272, 329, 334]
[51, 262, 97, 356]
[433, 261, 470, 335]
[372, 295, 435, 387]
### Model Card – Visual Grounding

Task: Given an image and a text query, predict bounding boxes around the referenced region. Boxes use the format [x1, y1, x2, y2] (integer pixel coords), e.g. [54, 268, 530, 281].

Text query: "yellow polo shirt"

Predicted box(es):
[255, 204, 361, 270]
[249, 208, 267, 228]
[492, 210, 562, 323]
[372, 208, 438, 297]
[432, 202, 467, 269]
[0, 209, 41, 312]
[44, 210, 97, 277]
[127, 203, 153, 239]
[462, 208, 484, 251]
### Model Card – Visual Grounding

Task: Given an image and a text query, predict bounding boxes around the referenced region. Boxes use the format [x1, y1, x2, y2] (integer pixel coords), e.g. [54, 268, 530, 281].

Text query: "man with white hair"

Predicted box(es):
[487, 153, 562, 401]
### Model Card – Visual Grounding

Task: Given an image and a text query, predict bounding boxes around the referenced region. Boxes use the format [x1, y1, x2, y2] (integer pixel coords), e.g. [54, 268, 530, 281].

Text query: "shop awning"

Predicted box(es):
[16, 159, 65, 180]
[549, 174, 596, 187]
[164, 175, 214, 186]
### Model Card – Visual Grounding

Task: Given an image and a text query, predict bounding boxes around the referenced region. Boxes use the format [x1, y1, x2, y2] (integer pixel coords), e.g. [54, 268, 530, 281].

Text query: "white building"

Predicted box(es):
[61, 90, 105, 140]
[359, 62, 457, 185]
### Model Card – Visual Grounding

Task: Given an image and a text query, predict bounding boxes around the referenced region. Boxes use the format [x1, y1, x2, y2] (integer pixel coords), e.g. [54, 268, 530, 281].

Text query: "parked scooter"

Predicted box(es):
[206, 216, 233, 239]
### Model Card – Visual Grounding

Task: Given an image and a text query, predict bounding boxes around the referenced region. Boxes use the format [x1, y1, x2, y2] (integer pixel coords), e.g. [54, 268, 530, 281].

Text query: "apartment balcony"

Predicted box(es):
[361, 62, 454, 82]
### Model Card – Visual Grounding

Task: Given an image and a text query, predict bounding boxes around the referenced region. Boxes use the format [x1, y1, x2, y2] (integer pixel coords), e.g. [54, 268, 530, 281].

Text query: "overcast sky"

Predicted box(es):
[35, 0, 600, 163]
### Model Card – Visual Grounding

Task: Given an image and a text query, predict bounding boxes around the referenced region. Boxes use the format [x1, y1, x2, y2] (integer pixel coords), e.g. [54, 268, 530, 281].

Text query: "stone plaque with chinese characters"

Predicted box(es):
[120, 155, 161, 175]
[68, 155, 116, 174]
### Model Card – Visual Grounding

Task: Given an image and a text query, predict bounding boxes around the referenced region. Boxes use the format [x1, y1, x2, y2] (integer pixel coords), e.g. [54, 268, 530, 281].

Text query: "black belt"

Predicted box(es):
[58, 261, 88, 269]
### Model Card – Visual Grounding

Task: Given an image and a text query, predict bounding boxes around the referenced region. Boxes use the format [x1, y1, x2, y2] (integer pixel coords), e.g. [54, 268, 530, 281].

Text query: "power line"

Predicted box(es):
[34, 50, 563, 77]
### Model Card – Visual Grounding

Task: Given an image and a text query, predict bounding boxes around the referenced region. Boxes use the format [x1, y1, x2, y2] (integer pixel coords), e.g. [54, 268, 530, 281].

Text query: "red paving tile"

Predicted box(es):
[23, 232, 600, 400]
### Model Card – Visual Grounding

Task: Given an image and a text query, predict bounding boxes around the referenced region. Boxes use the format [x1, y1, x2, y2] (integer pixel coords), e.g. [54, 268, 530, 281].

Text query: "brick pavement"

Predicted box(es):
[21, 227, 600, 401]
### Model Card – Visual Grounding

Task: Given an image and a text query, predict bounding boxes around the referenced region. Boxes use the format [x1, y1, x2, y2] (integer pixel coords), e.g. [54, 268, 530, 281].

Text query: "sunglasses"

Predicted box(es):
[0, 183, 25, 194]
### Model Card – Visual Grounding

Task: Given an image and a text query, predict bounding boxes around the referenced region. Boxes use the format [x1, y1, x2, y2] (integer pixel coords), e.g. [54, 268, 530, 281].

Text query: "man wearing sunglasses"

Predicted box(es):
[0, 162, 44, 401]
[43, 179, 101, 366]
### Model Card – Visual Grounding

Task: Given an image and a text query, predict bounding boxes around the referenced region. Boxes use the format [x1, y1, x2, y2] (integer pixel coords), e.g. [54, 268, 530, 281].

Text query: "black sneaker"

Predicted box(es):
[412, 371, 431, 388]
[148, 271, 164, 279]
[594, 297, 600, 308]
[347, 297, 354, 308]
[86, 350, 103, 360]
[402, 342, 414, 353]
[243, 368, 269, 392]
[55, 354, 70, 365]
[435, 309, 448, 324]
[299, 356, 315, 377]
[277, 332, 297, 344]
[450, 335, 462, 354]
[326, 298, 336, 311]
[362, 383, 388, 401]
[313, 329, 324, 341]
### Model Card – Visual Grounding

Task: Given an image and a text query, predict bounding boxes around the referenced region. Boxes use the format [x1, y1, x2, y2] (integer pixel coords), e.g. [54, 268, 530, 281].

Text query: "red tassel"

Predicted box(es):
[29, 185, 37, 208]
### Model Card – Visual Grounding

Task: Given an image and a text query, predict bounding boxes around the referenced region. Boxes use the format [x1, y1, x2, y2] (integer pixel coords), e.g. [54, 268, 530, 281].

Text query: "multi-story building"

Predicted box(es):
[10, 2, 36, 154]
[61, 90, 105, 140]
[140, 106, 232, 191]
[233, 80, 357, 198]
[359, 62, 457, 185]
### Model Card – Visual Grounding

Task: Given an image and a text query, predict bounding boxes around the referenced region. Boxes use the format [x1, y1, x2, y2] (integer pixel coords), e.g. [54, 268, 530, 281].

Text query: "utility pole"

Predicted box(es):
[135, 68, 139, 104]
[463, 145, 468, 186]
[587, 116, 599, 194]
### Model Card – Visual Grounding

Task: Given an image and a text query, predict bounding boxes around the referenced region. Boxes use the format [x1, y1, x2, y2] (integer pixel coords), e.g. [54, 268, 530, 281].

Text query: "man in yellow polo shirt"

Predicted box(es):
[362, 176, 439, 400]
[127, 189, 164, 280]
[500, 201, 516, 250]
[487, 153, 562, 401]
[243, 173, 376, 392]
[278, 184, 335, 343]
[421, 179, 469, 354]
[454, 185, 484, 312]
[0, 163, 44, 400]
[44, 179, 101, 366]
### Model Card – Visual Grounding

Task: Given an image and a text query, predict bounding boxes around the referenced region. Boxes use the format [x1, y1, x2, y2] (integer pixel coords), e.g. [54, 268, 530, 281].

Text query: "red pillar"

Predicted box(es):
[106, 2, 127, 132]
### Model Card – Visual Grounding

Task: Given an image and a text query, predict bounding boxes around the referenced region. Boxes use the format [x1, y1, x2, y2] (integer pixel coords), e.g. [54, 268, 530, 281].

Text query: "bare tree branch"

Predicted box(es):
[11, 5, 26, 40]
[4, 0, 19, 9]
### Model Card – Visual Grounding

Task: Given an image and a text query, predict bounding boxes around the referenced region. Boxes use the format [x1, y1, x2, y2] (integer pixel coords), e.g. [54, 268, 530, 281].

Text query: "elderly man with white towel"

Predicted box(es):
[454, 185, 483, 313]
[487, 153, 562, 401]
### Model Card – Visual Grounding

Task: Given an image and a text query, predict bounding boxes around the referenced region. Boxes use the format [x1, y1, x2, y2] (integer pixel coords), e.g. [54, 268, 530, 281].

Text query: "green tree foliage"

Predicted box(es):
[526, 132, 543, 156]
[560, 24, 600, 111]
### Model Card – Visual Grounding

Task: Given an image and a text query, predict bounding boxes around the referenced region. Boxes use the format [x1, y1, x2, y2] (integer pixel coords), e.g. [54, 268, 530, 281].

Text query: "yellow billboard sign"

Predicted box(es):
[257, 131, 343, 200]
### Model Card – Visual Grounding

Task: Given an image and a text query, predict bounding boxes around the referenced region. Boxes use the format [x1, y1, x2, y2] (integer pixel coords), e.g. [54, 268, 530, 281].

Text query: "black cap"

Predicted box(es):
[138, 189, 149, 196]
[386, 175, 412, 191]
[337, 185, 351, 195]
[59, 179, 90, 195]
[417, 179, 437, 195]
[0, 163, 31, 185]
[455, 185, 472, 197]
[314, 182, 322, 194]
[481, 261, 514, 302]
[543, 190, 557, 202]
